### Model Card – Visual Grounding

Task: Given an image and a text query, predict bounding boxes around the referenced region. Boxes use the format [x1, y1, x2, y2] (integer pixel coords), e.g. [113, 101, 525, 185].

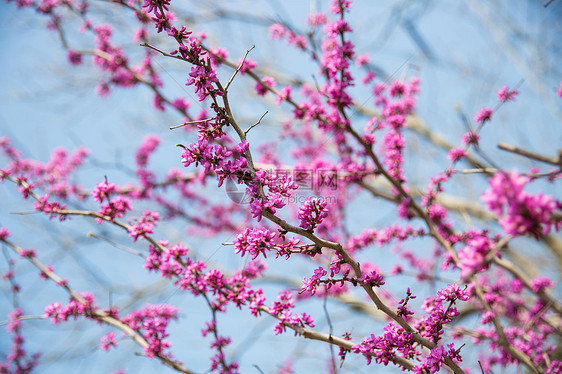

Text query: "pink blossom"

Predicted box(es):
[474, 107, 493, 123]
[276, 85, 292, 104]
[298, 197, 328, 231]
[307, 12, 327, 26]
[287, 32, 307, 50]
[461, 131, 479, 146]
[447, 148, 467, 162]
[123, 304, 179, 359]
[0, 227, 9, 240]
[236, 57, 257, 74]
[268, 23, 286, 39]
[255, 76, 276, 96]
[482, 171, 557, 238]
[100, 332, 117, 351]
[497, 85, 519, 102]
[67, 50, 82, 65]
[136, 135, 160, 168]
[233, 227, 276, 260]
[91, 180, 116, 203]
[356, 54, 370, 66]
[171, 97, 190, 112]
[331, 0, 352, 14]
[531, 276, 553, 292]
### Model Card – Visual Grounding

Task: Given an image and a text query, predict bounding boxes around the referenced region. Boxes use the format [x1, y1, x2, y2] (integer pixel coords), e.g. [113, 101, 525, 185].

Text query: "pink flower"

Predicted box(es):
[123, 304, 179, 359]
[171, 97, 190, 111]
[331, 0, 352, 14]
[91, 180, 116, 203]
[233, 228, 276, 260]
[482, 171, 557, 238]
[497, 85, 519, 102]
[100, 332, 117, 351]
[96, 82, 110, 97]
[268, 23, 286, 39]
[474, 107, 493, 124]
[236, 58, 257, 74]
[461, 131, 479, 146]
[298, 197, 328, 231]
[136, 135, 160, 168]
[276, 86, 292, 104]
[447, 148, 467, 162]
[307, 12, 327, 26]
[67, 50, 82, 65]
[209, 47, 228, 66]
[0, 227, 10, 240]
[355, 54, 370, 66]
[531, 276, 553, 293]
[287, 32, 307, 50]
[255, 76, 276, 96]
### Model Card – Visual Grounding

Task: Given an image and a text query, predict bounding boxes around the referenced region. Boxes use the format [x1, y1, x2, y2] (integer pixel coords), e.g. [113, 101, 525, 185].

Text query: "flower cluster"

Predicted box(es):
[0, 137, 88, 200]
[254, 76, 276, 96]
[135, 134, 160, 190]
[181, 136, 249, 187]
[123, 304, 179, 359]
[413, 344, 461, 374]
[300, 267, 327, 295]
[497, 85, 519, 102]
[352, 321, 417, 366]
[415, 284, 470, 345]
[456, 234, 495, 278]
[44, 293, 98, 324]
[269, 291, 315, 335]
[33, 195, 68, 221]
[320, 19, 354, 109]
[97, 195, 133, 222]
[128, 210, 160, 241]
[345, 224, 425, 253]
[245, 169, 299, 220]
[1, 308, 41, 373]
[201, 320, 240, 373]
[267, 23, 308, 50]
[233, 227, 276, 260]
[369, 78, 419, 187]
[482, 171, 558, 238]
[358, 268, 385, 288]
[100, 332, 117, 351]
[474, 107, 493, 123]
[298, 197, 329, 231]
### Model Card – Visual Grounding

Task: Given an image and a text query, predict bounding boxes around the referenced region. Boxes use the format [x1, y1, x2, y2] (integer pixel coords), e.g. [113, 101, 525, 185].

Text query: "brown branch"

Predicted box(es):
[498, 142, 562, 167]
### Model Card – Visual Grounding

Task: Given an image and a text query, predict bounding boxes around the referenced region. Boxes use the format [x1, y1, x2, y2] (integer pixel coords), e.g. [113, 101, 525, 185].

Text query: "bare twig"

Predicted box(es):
[244, 111, 268, 136]
[225, 45, 255, 92]
[498, 142, 561, 167]
[170, 117, 215, 130]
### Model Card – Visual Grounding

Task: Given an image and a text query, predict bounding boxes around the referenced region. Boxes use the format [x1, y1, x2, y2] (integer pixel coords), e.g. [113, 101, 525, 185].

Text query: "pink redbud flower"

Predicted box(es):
[497, 85, 519, 102]
[298, 197, 328, 231]
[474, 107, 493, 124]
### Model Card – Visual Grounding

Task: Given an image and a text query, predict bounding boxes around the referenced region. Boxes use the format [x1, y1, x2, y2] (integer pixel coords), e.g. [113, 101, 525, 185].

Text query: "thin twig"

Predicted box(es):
[0, 315, 46, 326]
[87, 233, 144, 257]
[140, 42, 189, 62]
[498, 142, 561, 166]
[244, 111, 268, 136]
[225, 45, 255, 91]
[170, 117, 215, 130]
